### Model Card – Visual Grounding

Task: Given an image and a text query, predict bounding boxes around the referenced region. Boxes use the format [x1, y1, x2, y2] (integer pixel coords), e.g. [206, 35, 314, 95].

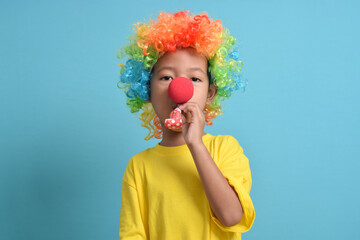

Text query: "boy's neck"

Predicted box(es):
[159, 130, 206, 147]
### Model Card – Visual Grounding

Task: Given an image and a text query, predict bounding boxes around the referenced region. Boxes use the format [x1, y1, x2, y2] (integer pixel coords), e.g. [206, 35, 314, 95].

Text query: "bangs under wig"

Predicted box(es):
[117, 10, 247, 140]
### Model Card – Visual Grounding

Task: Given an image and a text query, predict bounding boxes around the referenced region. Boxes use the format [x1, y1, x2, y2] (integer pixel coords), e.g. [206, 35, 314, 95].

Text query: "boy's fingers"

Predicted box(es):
[186, 112, 191, 123]
[180, 102, 204, 122]
[181, 104, 194, 123]
[182, 111, 192, 123]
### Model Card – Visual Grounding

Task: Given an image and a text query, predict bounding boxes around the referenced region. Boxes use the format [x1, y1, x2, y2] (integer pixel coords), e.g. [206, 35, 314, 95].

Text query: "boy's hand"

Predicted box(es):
[178, 102, 205, 146]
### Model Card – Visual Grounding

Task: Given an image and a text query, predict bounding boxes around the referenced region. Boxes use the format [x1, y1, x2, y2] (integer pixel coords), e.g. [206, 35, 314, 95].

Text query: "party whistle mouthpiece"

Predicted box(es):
[165, 107, 182, 129]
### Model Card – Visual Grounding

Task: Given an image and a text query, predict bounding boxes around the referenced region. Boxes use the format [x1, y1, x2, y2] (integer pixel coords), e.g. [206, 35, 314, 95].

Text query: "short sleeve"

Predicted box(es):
[119, 159, 147, 239]
[208, 136, 256, 233]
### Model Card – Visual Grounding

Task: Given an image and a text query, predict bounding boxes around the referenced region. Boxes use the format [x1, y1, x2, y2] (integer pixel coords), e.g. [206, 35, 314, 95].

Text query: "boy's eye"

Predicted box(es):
[160, 76, 173, 81]
[190, 77, 201, 82]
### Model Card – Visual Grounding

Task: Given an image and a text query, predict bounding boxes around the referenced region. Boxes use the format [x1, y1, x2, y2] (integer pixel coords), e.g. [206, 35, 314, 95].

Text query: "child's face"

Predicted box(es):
[149, 47, 217, 132]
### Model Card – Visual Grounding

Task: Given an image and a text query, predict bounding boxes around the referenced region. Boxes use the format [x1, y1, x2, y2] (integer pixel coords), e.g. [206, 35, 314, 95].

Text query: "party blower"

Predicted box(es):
[165, 77, 194, 130]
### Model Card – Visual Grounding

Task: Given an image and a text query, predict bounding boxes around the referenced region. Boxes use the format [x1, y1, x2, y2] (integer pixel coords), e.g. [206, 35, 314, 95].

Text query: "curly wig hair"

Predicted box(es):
[117, 10, 247, 140]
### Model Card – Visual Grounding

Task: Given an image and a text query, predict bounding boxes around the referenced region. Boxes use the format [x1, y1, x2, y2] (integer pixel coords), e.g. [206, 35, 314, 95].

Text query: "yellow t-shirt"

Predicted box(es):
[119, 133, 255, 240]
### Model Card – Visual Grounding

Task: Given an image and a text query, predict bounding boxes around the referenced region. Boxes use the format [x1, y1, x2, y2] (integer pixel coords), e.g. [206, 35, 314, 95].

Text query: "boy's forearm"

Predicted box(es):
[187, 141, 243, 227]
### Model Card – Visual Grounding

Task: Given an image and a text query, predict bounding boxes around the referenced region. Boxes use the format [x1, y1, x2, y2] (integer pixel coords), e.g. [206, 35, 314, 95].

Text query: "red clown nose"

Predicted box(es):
[168, 77, 194, 103]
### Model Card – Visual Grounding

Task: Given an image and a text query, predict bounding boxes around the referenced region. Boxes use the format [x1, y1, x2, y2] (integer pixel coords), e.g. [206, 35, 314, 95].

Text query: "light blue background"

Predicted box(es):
[1, 0, 359, 239]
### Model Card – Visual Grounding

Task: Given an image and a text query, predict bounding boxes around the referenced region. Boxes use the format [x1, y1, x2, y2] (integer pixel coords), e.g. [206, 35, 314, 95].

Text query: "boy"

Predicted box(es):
[117, 10, 255, 240]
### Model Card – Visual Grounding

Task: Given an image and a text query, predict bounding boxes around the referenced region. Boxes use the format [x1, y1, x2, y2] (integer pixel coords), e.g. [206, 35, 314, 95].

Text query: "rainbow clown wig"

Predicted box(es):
[117, 10, 247, 140]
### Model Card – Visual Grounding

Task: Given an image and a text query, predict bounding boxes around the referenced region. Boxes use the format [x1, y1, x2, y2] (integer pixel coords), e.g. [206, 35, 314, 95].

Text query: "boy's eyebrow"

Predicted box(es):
[188, 67, 206, 74]
[156, 66, 175, 73]
[156, 66, 206, 74]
